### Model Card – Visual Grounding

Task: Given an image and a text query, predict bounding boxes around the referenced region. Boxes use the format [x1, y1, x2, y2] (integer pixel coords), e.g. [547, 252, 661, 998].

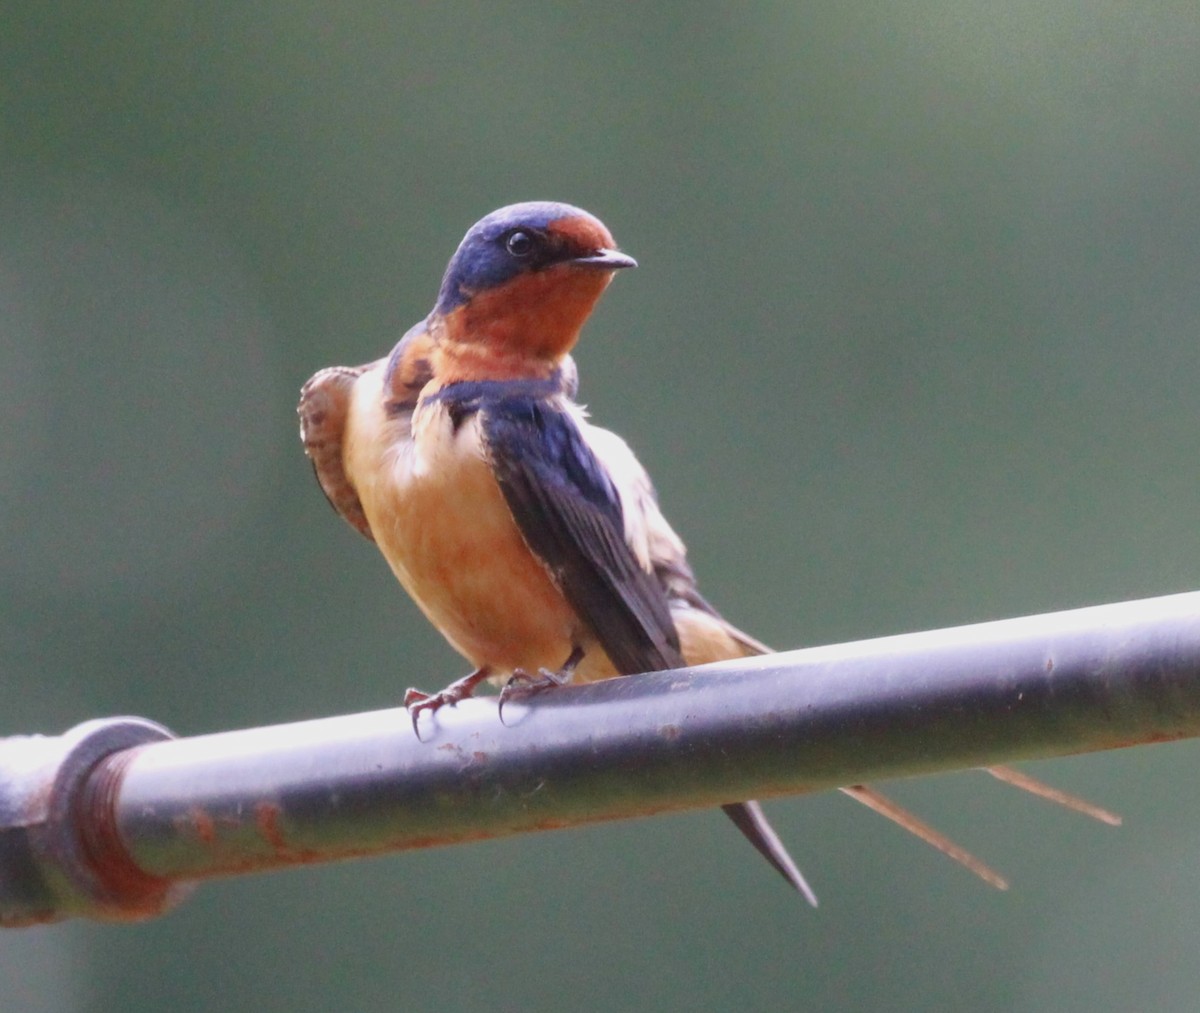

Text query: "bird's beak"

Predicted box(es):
[571, 248, 638, 270]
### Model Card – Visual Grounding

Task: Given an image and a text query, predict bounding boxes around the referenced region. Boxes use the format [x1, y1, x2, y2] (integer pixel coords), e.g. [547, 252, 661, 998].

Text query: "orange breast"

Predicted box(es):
[345, 374, 607, 677]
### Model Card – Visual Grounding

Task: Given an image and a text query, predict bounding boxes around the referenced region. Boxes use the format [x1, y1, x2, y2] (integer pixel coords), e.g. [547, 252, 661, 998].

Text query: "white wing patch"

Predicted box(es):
[574, 416, 688, 577]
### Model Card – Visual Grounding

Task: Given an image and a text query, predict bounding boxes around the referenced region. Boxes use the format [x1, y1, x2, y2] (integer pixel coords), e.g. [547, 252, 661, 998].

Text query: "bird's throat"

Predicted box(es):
[440, 263, 613, 370]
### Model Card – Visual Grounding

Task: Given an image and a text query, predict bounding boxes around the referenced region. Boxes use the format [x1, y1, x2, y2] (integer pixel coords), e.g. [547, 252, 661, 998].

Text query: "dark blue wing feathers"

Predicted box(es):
[441, 385, 682, 675]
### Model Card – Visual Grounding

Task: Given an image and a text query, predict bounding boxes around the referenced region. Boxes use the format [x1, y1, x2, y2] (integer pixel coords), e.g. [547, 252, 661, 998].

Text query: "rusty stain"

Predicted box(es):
[190, 807, 216, 845]
[252, 801, 326, 866]
[184, 796, 800, 879]
[472, 751, 489, 763]
[1045, 658, 1055, 672]
[660, 724, 681, 741]
[1, 909, 61, 928]
[254, 801, 289, 855]
[76, 748, 175, 917]
[398, 829, 495, 851]
[1085, 729, 1193, 753]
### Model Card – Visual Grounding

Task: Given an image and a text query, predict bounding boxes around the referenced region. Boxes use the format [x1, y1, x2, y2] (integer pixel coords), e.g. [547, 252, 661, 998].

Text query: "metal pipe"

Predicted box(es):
[6, 590, 1200, 926]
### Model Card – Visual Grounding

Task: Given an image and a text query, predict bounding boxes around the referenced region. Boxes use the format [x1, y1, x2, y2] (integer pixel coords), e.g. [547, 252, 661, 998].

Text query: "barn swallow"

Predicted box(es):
[300, 201, 1118, 903]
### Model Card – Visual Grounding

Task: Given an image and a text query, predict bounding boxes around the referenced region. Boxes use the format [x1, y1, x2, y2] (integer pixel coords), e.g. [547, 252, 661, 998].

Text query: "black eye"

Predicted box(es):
[505, 230, 535, 257]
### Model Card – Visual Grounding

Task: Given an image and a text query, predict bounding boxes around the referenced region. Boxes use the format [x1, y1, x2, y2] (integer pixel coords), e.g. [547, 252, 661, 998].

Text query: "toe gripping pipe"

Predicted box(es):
[6, 590, 1200, 926]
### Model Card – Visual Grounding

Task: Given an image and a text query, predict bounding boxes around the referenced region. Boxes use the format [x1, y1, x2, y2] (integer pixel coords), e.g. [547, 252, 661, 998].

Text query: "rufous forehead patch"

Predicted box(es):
[546, 214, 616, 254]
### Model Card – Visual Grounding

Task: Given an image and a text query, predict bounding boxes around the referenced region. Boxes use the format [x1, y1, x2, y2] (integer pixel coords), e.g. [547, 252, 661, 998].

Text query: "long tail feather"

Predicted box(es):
[839, 784, 1009, 890]
[721, 801, 819, 907]
[983, 765, 1122, 825]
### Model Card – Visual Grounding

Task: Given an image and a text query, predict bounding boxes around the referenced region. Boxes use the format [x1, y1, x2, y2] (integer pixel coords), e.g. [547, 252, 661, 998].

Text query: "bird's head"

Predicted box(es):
[430, 202, 635, 378]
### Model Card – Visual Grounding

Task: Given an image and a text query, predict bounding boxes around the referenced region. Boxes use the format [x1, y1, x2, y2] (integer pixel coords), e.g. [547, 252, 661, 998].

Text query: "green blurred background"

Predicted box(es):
[4, 3, 1200, 1010]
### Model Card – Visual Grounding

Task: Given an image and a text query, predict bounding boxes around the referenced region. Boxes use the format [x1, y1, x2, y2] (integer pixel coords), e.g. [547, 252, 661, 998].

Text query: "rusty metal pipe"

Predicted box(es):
[6, 590, 1200, 926]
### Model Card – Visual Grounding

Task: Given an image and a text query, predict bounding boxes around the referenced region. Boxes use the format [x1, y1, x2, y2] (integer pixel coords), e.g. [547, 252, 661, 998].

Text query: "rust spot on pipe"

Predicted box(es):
[189, 807, 216, 845]
[399, 829, 494, 850]
[76, 748, 175, 919]
[1084, 729, 1193, 752]
[254, 801, 290, 856]
[254, 801, 324, 865]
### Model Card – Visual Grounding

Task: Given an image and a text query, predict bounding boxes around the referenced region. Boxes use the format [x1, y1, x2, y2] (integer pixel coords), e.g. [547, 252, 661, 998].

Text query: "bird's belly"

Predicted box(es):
[362, 420, 586, 676]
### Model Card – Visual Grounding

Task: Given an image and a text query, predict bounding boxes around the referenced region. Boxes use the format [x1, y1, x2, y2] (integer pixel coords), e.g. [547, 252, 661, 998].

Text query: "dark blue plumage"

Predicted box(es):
[427, 380, 685, 675]
[434, 201, 596, 315]
[426, 376, 576, 429]
[481, 394, 625, 533]
[302, 201, 827, 899]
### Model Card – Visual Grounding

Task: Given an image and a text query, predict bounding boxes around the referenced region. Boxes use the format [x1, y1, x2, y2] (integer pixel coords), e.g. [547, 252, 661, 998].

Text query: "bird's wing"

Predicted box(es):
[479, 395, 683, 676]
[584, 423, 774, 658]
[299, 361, 380, 541]
[475, 390, 811, 899]
[298, 323, 437, 541]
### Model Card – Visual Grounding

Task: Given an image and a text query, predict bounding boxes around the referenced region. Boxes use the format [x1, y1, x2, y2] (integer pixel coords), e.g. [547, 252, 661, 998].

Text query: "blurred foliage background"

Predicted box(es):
[3, 3, 1200, 1010]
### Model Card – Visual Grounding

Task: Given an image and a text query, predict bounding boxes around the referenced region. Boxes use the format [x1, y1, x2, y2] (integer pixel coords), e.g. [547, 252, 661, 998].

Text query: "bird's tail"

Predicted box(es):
[721, 801, 819, 906]
[837, 766, 1121, 891]
[674, 603, 1120, 897]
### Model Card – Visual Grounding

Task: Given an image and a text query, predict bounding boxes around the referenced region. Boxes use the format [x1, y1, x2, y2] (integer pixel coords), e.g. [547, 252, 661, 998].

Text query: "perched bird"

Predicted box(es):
[299, 201, 1118, 903]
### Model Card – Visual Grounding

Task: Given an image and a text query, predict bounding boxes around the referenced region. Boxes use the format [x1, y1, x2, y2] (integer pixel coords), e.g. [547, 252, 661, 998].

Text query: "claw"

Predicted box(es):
[497, 668, 564, 723]
[404, 666, 492, 737]
[497, 647, 584, 723]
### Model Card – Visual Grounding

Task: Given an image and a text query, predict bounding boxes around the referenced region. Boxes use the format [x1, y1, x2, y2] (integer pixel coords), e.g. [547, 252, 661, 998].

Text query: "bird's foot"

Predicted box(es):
[404, 666, 491, 736]
[497, 647, 583, 723]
